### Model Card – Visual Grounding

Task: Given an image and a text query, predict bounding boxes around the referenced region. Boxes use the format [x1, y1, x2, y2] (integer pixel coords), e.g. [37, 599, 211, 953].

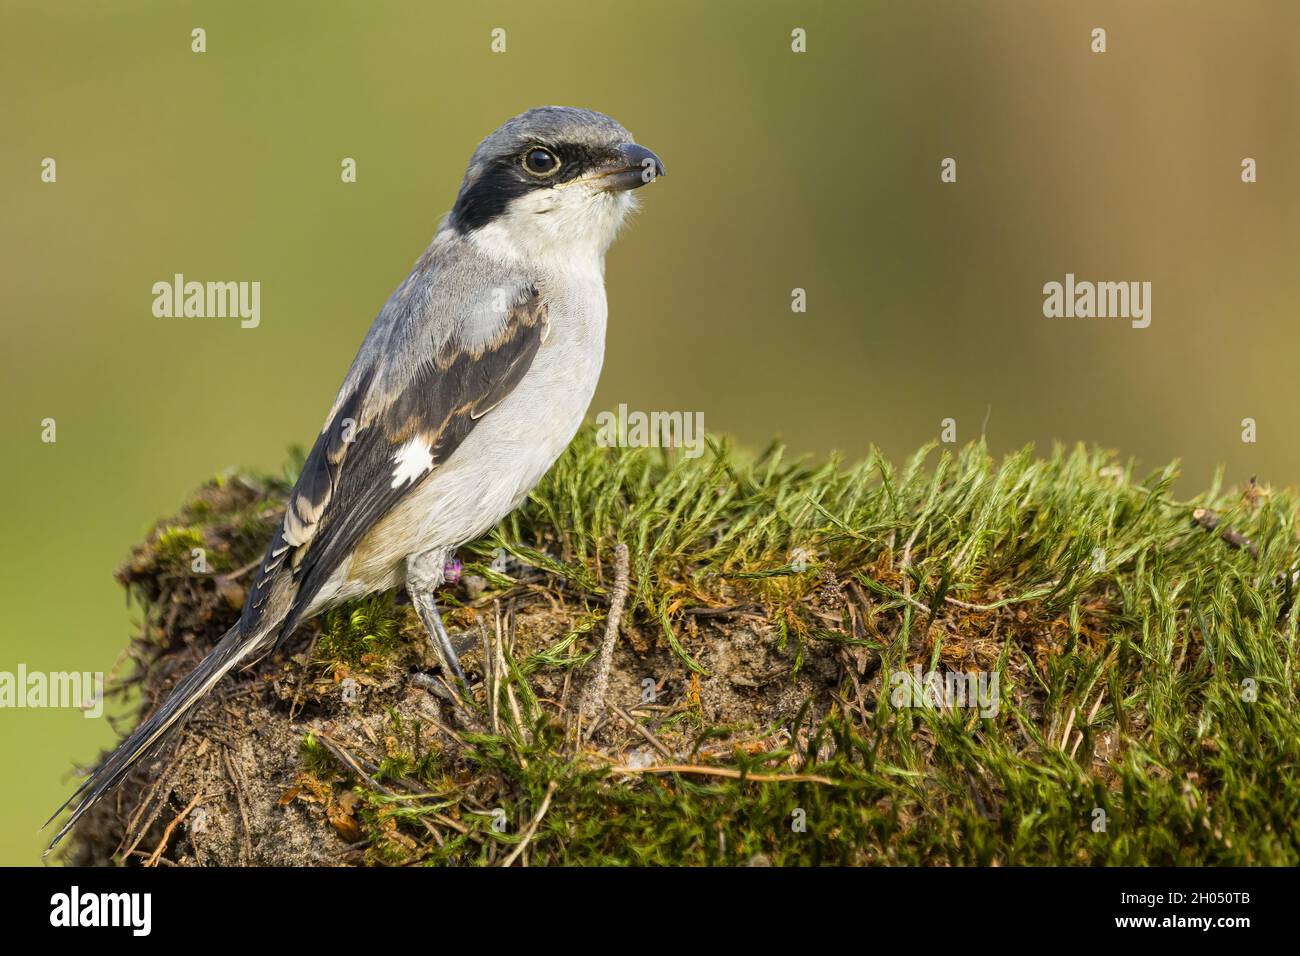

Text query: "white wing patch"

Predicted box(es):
[391, 437, 434, 489]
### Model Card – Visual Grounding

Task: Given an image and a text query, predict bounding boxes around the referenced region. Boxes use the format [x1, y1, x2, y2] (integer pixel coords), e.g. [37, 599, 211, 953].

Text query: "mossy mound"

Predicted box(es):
[65, 431, 1300, 865]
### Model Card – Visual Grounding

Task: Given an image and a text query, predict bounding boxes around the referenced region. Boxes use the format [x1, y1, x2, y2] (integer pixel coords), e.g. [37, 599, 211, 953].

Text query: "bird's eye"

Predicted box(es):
[523, 148, 560, 176]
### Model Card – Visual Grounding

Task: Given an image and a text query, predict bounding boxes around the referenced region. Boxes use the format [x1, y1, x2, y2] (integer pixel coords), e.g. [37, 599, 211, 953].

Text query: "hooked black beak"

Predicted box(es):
[597, 143, 666, 191]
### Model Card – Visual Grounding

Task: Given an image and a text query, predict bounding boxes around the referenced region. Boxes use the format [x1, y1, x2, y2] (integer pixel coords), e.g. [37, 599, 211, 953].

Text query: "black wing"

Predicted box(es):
[240, 286, 548, 642]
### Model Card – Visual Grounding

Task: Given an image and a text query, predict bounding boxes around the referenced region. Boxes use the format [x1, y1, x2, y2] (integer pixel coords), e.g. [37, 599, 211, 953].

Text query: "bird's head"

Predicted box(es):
[449, 106, 664, 264]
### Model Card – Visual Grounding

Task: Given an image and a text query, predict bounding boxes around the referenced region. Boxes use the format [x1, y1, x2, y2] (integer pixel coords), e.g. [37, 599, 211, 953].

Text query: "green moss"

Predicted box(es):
[150, 525, 208, 566]
[376, 433, 1300, 863]
[298, 732, 337, 778]
[111, 429, 1300, 865]
[314, 593, 407, 674]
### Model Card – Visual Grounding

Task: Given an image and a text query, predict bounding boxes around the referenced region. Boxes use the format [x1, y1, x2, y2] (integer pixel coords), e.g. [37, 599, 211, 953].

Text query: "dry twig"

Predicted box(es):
[579, 543, 631, 736]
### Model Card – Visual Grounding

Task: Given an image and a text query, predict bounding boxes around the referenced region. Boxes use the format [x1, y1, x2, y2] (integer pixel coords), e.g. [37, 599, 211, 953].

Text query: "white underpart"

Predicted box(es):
[390, 437, 434, 488]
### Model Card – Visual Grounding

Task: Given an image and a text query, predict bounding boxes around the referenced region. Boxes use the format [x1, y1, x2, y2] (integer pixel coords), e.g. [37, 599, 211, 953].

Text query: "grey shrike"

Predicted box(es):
[46, 106, 664, 850]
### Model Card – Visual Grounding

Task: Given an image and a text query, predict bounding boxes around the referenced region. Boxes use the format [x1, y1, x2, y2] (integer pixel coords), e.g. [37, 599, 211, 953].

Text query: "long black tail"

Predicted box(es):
[43, 622, 262, 854]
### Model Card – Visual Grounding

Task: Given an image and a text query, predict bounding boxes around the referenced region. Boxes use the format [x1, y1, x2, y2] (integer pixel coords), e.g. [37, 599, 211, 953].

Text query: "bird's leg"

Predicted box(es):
[412, 592, 467, 685]
[406, 551, 467, 685]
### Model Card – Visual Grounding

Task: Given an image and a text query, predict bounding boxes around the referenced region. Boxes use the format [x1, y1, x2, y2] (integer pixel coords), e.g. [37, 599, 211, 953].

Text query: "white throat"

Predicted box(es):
[466, 186, 637, 271]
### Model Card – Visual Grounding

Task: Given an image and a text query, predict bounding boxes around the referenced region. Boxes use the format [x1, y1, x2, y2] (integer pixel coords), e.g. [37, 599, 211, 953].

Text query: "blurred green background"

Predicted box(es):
[2, 0, 1298, 864]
